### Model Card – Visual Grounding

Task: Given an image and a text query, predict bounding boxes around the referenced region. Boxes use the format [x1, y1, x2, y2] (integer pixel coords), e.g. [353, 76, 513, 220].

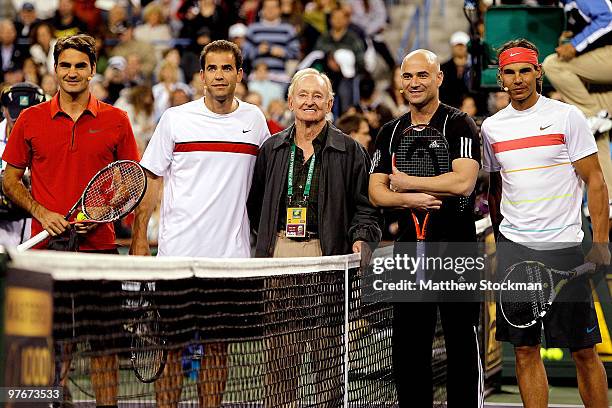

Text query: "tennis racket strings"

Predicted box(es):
[395, 125, 450, 177]
[499, 261, 594, 328]
[82, 161, 146, 221]
[500, 262, 554, 327]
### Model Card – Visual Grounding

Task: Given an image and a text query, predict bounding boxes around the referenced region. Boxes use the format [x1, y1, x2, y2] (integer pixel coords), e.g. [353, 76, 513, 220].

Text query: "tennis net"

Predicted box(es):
[7, 249, 449, 407]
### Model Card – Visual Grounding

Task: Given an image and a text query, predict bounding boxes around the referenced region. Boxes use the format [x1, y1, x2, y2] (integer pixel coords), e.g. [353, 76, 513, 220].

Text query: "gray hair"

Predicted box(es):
[288, 68, 335, 99]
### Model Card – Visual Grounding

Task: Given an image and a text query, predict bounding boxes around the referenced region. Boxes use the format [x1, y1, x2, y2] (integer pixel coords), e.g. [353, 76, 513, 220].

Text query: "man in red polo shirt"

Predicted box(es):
[2, 34, 139, 251]
[2, 34, 139, 407]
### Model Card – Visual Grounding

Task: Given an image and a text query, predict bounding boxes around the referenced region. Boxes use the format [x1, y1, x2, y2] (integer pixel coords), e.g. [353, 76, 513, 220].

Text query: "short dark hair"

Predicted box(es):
[199, 40, 243, 71]
[336, 113, 367, 135]
[53, 34, 97, 68]
[359, 75, 376, 99]
[497, 38, 543, 91]
[330, 5, 346, 17]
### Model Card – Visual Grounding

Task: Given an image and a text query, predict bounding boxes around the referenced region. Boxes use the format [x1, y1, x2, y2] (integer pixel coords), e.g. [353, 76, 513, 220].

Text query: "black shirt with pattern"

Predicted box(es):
[371, 103, 481, 242]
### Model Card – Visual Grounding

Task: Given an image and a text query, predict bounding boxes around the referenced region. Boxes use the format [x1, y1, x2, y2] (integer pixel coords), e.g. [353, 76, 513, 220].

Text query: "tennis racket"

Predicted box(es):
[129, 282, 167, 383]
[17, 160, 147, 251]
[392, 124, 450, 282]
[499, 261, 595, 328]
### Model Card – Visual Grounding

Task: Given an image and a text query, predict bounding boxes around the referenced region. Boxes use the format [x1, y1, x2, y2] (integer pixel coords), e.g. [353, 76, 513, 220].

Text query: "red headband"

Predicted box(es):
[498, 47, 539, 68]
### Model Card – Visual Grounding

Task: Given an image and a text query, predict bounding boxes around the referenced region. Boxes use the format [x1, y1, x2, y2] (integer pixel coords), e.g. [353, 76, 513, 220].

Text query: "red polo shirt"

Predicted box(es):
[2, 93, 140, 250]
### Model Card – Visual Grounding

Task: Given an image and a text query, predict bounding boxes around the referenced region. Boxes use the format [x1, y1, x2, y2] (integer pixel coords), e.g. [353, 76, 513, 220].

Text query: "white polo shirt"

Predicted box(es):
[482, 96, 597, 246]
[141, 98, 270, 257]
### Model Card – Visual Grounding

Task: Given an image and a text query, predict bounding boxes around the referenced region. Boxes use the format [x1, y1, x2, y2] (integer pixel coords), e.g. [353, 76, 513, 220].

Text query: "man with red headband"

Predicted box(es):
[483, 39, 610, 408]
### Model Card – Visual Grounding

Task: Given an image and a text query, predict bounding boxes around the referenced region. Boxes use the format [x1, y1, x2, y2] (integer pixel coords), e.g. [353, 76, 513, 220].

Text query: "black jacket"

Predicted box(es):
[248, 123, 381, 257]
[0, 44, 28, 82]
[439, 58, 469, 109]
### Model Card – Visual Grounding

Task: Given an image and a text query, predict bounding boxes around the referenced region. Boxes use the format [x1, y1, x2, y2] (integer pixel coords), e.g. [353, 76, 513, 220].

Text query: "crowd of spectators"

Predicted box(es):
[0, 0, 511, 158]
[0, 0, 512, 242]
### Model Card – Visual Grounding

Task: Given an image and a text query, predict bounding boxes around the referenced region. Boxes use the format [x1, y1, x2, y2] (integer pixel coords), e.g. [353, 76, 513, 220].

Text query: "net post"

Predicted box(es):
[343, 256, 350, 408]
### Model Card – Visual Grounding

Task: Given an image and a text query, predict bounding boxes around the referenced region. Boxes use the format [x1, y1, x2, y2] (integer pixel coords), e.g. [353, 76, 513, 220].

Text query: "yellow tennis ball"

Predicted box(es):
[76, 212, 87, 221]
[549, 348, 563, 361]
[540, 348, 547, 359]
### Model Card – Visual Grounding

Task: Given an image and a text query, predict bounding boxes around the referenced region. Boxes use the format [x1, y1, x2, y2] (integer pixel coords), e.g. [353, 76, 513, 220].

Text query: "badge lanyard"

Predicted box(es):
[285, 143, 315, 238]
[287, 142, 315, 204]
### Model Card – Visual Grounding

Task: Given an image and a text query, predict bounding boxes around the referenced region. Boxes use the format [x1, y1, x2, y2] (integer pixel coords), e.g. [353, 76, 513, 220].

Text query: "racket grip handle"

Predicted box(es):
[415, 241, 426, 283]
[17, 230, 50, 252]
[574, 262, 596, 276]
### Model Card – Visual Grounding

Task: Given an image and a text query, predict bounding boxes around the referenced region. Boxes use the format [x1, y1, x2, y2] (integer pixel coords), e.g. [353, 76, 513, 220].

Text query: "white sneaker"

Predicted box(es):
[587, 110, 612, 134]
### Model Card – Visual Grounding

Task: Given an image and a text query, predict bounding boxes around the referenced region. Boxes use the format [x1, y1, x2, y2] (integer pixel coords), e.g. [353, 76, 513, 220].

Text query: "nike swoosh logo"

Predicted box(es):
[586, 326, 597, 334]
[242, 129, 252, 133]
[88, 129, 103, 134]
[539, 124, 553, 131]
[510, 52, 520, 57]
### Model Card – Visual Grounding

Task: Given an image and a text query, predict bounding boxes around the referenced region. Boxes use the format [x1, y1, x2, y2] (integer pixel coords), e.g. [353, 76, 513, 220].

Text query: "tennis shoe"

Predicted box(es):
[587, 110, 612, 134]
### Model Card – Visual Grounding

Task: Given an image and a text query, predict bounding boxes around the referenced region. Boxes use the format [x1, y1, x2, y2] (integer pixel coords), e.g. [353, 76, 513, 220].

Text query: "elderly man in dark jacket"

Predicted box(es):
[247, 68, 381, 407]
[248, 68, 380, 257]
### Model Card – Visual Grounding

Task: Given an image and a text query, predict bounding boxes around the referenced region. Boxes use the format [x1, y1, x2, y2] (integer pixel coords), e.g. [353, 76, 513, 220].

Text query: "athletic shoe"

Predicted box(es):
[587, 110, 612, 134]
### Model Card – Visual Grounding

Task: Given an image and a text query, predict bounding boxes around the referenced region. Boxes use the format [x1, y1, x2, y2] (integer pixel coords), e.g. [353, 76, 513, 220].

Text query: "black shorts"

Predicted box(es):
[495, 235, 601, 349]
[154, 277, 265, 347]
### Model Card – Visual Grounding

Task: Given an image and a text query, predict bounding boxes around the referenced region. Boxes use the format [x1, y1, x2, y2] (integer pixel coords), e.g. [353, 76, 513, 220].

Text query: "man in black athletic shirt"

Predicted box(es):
[369, 49, 483, 407]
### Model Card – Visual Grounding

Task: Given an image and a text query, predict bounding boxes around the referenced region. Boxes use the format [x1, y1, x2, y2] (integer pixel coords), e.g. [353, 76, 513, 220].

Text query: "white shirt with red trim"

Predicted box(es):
[482, 95, 597, 246]
[141, 98, 270, 257]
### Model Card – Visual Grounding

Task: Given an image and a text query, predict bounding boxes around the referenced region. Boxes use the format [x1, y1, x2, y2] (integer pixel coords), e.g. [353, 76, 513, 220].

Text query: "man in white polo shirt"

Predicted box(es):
[483, 39, 609, 408]
[130, 40, 270, 407]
